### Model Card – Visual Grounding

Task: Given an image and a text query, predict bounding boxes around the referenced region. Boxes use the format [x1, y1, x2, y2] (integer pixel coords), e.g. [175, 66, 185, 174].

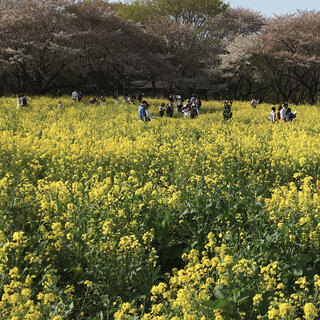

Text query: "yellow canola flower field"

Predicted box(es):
[0, 97, 320, 319]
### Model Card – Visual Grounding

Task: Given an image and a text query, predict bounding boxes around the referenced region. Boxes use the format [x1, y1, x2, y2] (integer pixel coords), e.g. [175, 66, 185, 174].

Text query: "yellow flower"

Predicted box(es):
[268, 307, 278, 320]
[21, 288, 31, 298]
[279, 302, 289, 317]
[304, 303, 318, 320]
[253, 294, 263, 306]
[9, 267, 20, 279]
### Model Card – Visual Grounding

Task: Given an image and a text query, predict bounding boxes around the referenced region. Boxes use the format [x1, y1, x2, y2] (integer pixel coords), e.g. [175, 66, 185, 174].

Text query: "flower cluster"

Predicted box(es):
[0, 97, 320, 319]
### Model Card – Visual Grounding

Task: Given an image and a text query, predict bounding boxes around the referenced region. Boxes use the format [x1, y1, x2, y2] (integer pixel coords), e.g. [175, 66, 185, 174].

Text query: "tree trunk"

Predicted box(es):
[152, 80, 156, 97]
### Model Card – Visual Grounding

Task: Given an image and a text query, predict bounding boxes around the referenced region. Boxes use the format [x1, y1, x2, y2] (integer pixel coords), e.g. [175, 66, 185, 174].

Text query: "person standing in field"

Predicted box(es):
[223, 100, 232, 120]
[159, 103, 165, 117]
[183, 99, 191, 112]
[166, 99, 174, 118]
[138, 100, 149, 122]
[71, 90, 79, 102]
[191, 94, 197, 105]
[177, 96, 183, 113]
[268, 107, 276, 122]
[17, 93, 28, 108]
[17, 94, 23, 109]
[251, 98, 258, 108]
[123, 93, 128, 103]
[190, 103, 198, 119]
[137, 92, 143, 103]
[113, 90, 119, 104]
[57, 88, 63, 97]
[17, 93, 28, 109]
[195, 96, 202, 114]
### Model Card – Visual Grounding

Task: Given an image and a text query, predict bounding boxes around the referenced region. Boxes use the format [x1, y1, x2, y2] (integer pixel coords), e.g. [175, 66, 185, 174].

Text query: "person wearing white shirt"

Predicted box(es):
[71, 90, 79, 102]
[280, 104, 288, 120]
[17, 94, 23, 109]
[145, 104, 156, 120]
[268, 107, 276, 122]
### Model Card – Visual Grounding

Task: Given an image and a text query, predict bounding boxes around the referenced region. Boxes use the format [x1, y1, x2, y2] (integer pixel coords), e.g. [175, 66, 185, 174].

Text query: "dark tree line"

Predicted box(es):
[0, 0, 319, 104]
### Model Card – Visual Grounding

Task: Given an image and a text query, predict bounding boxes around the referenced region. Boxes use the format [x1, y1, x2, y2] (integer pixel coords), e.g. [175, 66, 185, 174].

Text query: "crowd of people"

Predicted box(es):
[15, 90, 297, 124]
[268, 104, 297, 123]
[138, 93, 202, 122]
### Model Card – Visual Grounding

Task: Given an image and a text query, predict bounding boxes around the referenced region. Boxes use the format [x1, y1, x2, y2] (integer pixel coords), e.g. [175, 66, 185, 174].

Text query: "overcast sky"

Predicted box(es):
[227, 0, 320, 16]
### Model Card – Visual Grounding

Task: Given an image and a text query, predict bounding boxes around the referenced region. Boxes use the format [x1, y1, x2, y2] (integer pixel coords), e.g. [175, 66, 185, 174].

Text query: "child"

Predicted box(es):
[285, 108, 297, 122]
[268, 107, 276, 122]
[276, 105, 282, 122]
[159, 103, 165, 117]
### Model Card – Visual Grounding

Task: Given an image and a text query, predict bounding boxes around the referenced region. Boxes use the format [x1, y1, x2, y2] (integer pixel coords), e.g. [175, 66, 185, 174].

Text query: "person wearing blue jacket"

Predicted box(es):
[285, 108, 297, 122]
[138, 101, 149, 122]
